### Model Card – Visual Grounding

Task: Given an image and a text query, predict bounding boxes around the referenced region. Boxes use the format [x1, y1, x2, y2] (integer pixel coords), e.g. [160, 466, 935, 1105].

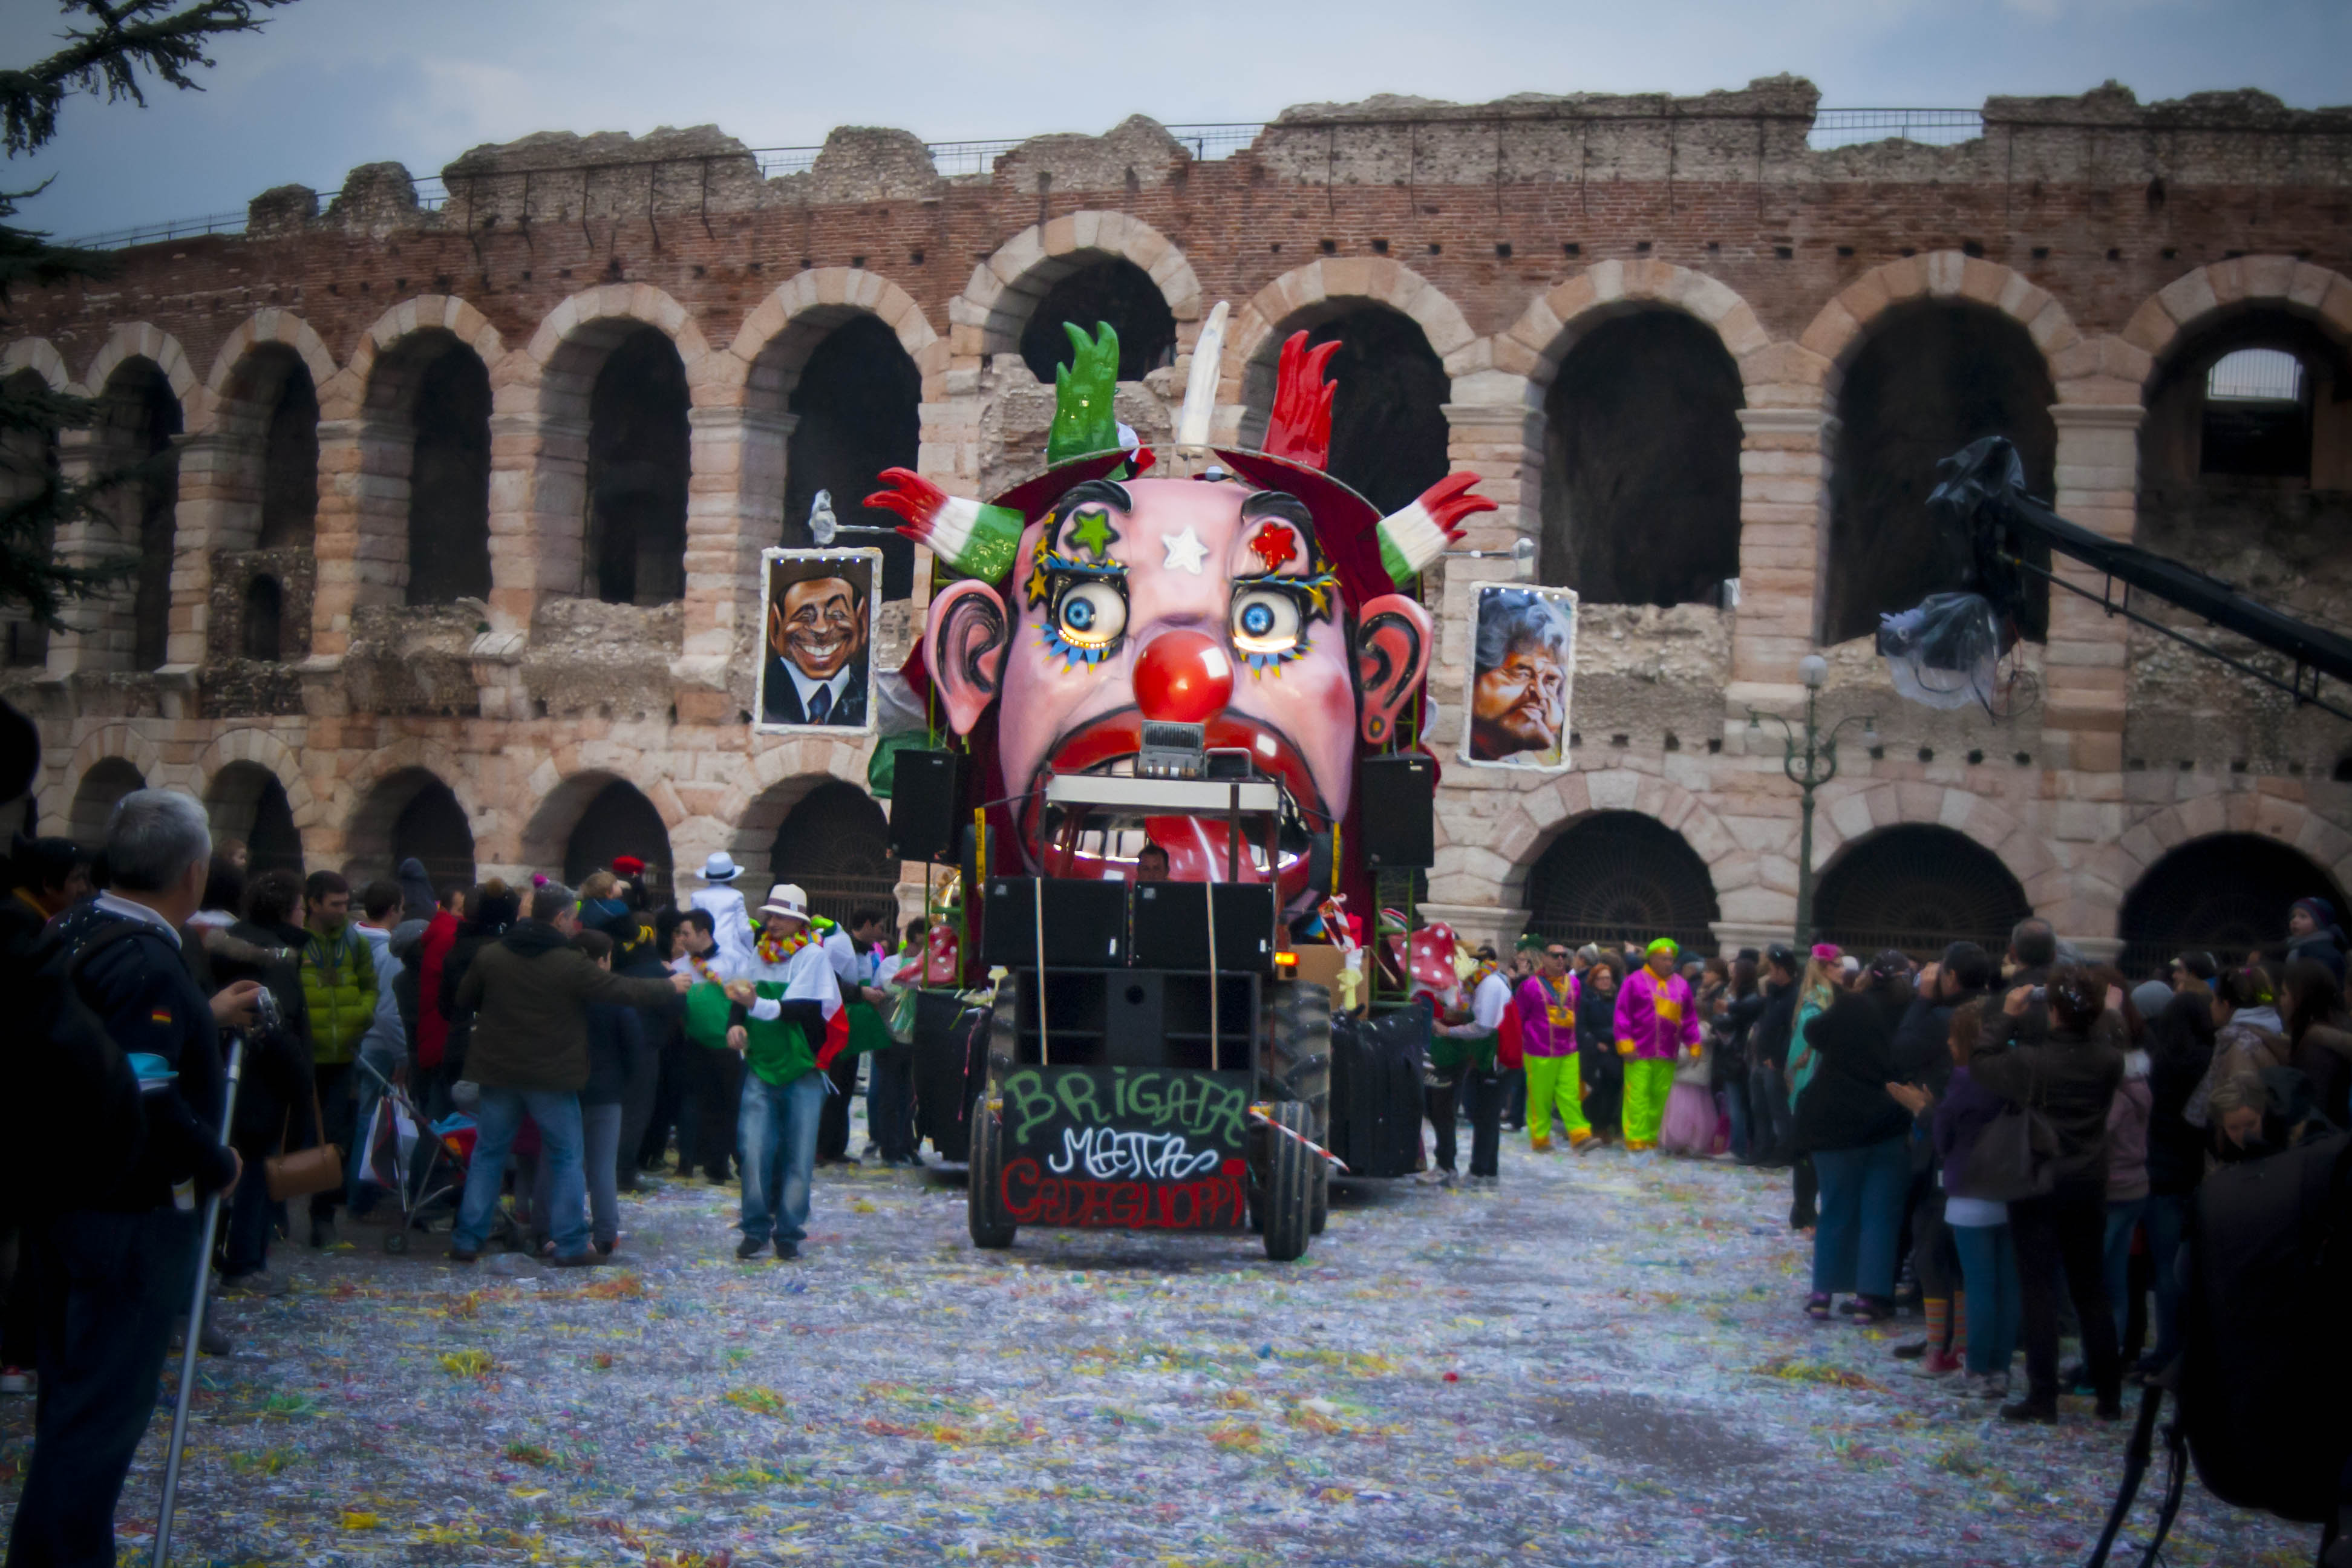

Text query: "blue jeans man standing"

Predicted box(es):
[738, 1071, 827, 1258]
[452, 1088, 589, 1258]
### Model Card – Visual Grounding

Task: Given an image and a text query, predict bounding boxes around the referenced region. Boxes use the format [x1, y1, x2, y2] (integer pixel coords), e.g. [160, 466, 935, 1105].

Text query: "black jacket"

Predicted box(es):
[217, 918, 319, 1148]
[1751, 978, 1798, 1072]
[1792, 985, 1914, 1155]
[582, 1001, 644, 1107]
[1968, 1021, 2126, 1188]
[2145, 987, 2215, 1195]
[437, 915, 513, 1079]
[1891, 986, 1988, 1100]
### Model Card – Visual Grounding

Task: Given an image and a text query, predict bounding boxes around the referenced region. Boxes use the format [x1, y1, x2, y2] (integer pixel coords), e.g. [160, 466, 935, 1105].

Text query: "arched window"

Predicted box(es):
[783, 315, 921, 598]
[1244, 305, 1449, 517]
[255, 354, 318, 550]
[561, 779, 673, 908]
[1018, 258, 1176, 384]
[1524, 811, 1721, 954]
[1812, 824, 2032, 958]
[206, 760, 304, 875]
[1826, 302, 2056, 645]
[585, 327, 689, 606]
[94, 359, 182, 670]
[406, 342, 494, 604]
[771, 780, 895, 926]
[1541, 310, 1744, 607]
[70, 757, 145, 846]
[2119, 832, 2348, 976]
[2200, 348, 2309, 479]
[241, 574, 284, 661]
[346, 766, 475, 890]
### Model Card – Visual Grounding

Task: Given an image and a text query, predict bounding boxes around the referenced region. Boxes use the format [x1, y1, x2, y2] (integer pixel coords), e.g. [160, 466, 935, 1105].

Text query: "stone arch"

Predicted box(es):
[193, 726, 317, 829]
[336, 739, 488, 859]
[516, 285, 712, 608]
[328, 295, 507, 422]
[721, 740, 886, 893]
[2117, 826, 2351, 973]
[202, 309, 338, 413]
[1, 338, 69, 391]
[726, 271, 938, 599]
[760, 776, 896, 926]
[67, 757, 147, 844]
[76, 322, 198, 408]
[1521, 808, 1723, 955]
[1223, 259, 1475, 400]
[1811, 780, 2055, 920]
[341, 756, 480, 888]
[62, 724, 168, 798]
[1448, 766, 1749, 916]
[1494, 260, 1774, 405]
[203, 759, 305, 874]
[519, 768, 677, 897]
[958, 213, 1201, 364]
[2114, 790, 2352, 911]
[1812, 822, 2034, 956]
[1798, 251, 2085, 400]
[2122, 256, 2352, 395]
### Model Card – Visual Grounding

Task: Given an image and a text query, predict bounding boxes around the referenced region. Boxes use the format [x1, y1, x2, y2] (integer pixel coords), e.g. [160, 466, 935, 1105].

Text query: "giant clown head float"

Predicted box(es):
[867, 315, 1494, 913]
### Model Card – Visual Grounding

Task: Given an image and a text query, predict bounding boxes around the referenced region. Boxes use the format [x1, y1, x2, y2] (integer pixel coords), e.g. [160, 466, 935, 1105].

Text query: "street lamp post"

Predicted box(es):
[1748, 653, 1879, 947]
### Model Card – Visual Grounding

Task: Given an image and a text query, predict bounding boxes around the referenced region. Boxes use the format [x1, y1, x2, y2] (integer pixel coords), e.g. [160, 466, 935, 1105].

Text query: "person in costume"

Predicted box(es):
[1575, 955, 1624, 1144]
[689, 852, 755, 972]
[1614, 938, 1700, 1152]
[1516, 939, 1592, 1152]
[716, 886, 848, 1260]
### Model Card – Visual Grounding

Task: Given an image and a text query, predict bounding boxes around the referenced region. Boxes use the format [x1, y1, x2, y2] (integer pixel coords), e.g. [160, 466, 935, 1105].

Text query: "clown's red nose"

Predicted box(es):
[1133, 630, 1234, 724]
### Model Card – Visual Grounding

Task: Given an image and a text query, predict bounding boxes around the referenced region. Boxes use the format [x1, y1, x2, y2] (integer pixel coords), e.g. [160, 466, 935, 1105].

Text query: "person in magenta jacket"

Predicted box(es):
[1614, 938, 1702, 1151]
[1514, 941, 1592, 1152]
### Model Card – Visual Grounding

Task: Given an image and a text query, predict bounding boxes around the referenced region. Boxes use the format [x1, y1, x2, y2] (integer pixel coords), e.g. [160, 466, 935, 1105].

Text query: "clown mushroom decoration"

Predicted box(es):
[867, 316, 1493, 917]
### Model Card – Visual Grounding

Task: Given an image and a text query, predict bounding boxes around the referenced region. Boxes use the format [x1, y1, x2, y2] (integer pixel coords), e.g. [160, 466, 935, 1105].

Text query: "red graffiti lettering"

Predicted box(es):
[998, 1157, 1247, 1232]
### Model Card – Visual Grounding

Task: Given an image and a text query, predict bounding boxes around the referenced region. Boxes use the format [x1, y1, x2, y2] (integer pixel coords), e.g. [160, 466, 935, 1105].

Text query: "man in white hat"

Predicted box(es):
[688, 852, 754, 973]
[716, 884, 844, 1260]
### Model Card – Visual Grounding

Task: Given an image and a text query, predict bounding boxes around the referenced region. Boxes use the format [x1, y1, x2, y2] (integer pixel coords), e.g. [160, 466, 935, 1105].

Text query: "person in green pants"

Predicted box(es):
[1612, 938, 1700, 1152]
[1514, 942, 1592, 1151]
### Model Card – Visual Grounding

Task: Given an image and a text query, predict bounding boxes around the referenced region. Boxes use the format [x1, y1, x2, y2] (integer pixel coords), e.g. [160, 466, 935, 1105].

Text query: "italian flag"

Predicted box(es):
[783, 955, 855, 1070]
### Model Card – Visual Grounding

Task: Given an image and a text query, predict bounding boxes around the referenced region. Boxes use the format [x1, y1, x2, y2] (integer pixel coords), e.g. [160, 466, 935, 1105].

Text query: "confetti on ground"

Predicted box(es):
[0, 1108, 2319, 1567]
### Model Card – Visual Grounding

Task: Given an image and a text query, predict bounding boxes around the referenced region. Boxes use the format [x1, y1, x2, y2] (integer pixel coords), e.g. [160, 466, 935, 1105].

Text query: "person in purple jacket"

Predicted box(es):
[1614, 938, 1701, 1152]
[1515, 942, 1591, 1152]
[1930, 998, 2022, 1402]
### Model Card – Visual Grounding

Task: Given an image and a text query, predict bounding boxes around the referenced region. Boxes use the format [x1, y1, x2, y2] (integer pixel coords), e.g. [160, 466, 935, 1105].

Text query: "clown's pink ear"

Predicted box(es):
[925, 580, 1011, 737]
[1353, 593, 1432, 748]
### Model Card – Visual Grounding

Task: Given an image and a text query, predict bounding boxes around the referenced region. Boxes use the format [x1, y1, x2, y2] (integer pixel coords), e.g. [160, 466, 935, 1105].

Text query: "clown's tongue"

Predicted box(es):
[1145, 815, 1264, 883]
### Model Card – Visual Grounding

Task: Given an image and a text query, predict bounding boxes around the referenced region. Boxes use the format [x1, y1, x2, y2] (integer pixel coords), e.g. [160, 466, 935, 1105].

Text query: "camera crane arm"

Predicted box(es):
[1932, 437, 2352, 723]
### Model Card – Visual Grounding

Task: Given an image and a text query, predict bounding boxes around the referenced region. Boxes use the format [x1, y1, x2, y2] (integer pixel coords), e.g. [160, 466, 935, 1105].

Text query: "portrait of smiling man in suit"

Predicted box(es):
[758, 549, 877, 731]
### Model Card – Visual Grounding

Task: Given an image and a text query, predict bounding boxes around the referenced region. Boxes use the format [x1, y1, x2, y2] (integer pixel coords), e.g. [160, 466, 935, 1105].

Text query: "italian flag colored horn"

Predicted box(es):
[1377, 472, 1498, 584]
[866, 468, 1025, 583]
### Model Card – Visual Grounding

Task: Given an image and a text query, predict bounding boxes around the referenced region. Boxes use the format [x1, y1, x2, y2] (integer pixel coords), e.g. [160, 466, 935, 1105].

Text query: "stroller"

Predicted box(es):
[353, 1055, 476, 1255]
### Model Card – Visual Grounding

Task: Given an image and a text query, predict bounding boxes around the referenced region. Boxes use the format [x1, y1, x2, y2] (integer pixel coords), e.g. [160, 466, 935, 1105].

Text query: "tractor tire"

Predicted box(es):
[1261, 1100, 1314, 1263]
[966, 987, 1021, 1250]
[1263, 981, 1332, 1236]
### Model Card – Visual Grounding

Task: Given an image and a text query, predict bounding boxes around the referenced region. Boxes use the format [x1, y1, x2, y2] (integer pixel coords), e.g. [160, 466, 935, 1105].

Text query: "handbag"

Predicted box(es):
[1969, 1067, 2059, 1204]
[266, 1078, 345, 1201]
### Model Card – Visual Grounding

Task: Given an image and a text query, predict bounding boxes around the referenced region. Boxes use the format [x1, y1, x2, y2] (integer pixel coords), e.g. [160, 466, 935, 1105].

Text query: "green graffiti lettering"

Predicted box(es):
[1127, 1072, 1162, 1122]
[1002, 1069, 1059, 1145]
[1111, 1068, 1129, 1119]
[1206, 1081, 1248, 1147]
[1057, 1071, 1106, 1127]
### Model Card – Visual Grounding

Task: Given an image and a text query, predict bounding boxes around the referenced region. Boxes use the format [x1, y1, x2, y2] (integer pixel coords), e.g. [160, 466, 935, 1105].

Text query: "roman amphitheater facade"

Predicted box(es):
[8, 77, 2351, 967]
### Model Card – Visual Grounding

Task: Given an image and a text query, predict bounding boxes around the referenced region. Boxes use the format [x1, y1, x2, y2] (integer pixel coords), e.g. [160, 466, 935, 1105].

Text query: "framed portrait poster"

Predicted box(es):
[755, 546, 882, 735]
[1459, 583, 1576, 771]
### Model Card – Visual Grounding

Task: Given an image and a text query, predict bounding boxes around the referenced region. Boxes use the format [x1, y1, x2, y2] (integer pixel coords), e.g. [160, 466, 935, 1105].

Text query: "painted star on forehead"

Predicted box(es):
[1161, 526, 1208, 575]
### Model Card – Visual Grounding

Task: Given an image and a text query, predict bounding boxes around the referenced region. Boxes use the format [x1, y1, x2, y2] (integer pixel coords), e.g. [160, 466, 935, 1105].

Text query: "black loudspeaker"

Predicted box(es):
[887, 750, 962, 863]
[1131, 882, 1278, 974]
[1359, 753, 1436, 869]
[981, 877, 1130, 969]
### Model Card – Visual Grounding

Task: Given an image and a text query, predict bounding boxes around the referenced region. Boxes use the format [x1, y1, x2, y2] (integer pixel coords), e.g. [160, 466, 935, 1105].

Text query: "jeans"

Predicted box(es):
[1809, 1134, 1910, 1298]
[867, 1043, 916, 1162]
[2011, 1179, 2122, 1406]
[1424, 1073, 1460, 1174]
[2102, 1196, 2148, 1349]
[6, 1208, 196, 1568]
[1950, 1221, 2022, 1377]
[2142, 1190, 2190, 1370]
[454, 1088, 587, 1258]
[1723, 1067, 1752, 1160]
[739, 1070, 826, 1245]
[537, 1103, 624, 1250]
[1748, 1060, 1794, 1165]
[616, 1033, 664, 1188]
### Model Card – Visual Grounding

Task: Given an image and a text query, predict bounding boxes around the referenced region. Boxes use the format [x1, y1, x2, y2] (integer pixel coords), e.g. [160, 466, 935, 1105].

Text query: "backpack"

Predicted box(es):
[0, 920, 150, 1218]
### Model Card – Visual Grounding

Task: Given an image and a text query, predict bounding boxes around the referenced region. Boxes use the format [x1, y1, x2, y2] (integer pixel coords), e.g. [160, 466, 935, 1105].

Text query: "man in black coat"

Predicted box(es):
[7, 791, 260, 1568]
[1746, 945, 1801, 1168]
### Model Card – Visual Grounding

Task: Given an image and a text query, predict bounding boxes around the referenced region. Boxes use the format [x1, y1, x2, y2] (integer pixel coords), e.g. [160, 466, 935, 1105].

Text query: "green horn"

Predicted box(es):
[1047, 321, 1122, 465]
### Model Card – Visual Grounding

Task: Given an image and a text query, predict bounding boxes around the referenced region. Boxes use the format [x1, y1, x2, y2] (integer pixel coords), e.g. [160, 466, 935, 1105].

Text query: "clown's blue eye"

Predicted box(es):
[1053, 579, 1126, 652]
[1230, 588, 1302, 657]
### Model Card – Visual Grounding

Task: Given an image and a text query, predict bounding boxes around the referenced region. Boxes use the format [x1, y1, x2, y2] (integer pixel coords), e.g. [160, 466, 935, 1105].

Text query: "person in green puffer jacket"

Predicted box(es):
[298, 871, 377, 1245]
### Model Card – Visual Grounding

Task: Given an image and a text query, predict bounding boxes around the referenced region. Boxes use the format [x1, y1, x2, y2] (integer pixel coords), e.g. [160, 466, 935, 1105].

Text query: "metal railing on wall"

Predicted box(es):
[64, 108, 1997, 250]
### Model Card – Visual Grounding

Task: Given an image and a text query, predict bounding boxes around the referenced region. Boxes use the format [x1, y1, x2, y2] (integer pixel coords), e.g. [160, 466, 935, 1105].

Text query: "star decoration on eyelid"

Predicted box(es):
[1162, 526, 1208, 575]
[1246, 522, 1298, 571]
[1067, 509, 1117, 560]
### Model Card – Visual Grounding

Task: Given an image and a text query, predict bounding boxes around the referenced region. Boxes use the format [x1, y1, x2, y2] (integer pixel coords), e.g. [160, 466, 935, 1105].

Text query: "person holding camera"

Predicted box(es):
[6, 790, 260, 1568]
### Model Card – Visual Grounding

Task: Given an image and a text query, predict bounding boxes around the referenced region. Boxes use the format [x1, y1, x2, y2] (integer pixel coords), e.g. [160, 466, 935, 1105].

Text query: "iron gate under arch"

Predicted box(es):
[2118, 832, 2348, 980]
[1812, 824, 2031, 960]
[1523, 811, 1721, 955]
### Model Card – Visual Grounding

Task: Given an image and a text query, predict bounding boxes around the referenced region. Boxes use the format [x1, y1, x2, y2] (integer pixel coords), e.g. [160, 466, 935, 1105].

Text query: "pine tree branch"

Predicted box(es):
[1, 0, 295, 158]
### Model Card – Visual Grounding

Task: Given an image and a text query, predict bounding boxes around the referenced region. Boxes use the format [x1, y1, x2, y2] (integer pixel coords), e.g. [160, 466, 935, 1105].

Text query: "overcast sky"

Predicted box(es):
[5, 0, 2344, 241]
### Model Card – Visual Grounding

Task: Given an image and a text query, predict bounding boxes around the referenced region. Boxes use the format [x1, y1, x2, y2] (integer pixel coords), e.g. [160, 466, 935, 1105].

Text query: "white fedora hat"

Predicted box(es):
[758, 884, 811, 922]
[701, 852, 742, 883]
